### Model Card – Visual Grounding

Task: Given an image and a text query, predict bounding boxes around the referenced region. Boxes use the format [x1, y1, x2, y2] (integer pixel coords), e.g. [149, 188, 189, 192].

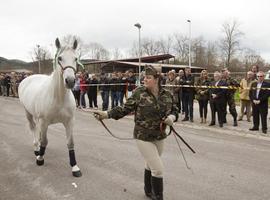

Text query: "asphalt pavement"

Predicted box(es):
[1, 96, 270, 200]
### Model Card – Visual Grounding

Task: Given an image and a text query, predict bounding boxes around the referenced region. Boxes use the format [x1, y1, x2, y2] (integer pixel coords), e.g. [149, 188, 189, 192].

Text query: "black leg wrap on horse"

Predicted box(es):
[39, 146, 46, 156]
[34, 151, 39, 156]
[69, 150, 77, 167]
[151, 176, 163, 200]
[144, 169, 152, 198]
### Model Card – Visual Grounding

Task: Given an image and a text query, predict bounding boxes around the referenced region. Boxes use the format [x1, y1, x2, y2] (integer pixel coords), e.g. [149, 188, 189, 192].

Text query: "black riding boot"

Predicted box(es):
[233, 114, 238, 126]
[144, 169, 152, 198]
[151, 176, 163, 200]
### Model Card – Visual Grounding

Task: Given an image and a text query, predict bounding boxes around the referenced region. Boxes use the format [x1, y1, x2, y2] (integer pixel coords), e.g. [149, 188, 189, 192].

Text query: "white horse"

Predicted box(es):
[18, 38, 82, 177]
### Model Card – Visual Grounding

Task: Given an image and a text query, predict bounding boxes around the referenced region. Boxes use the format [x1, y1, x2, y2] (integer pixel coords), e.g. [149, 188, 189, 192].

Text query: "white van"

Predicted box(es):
[265, 71, 270, 81]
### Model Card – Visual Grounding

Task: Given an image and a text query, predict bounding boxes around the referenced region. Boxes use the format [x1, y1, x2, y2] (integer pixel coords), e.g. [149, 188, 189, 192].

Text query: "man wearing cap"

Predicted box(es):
[94, 65, 178, 200]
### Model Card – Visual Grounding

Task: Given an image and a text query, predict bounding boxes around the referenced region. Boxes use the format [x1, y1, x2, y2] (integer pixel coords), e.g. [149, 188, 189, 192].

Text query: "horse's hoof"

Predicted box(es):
[36, 159, 44, 166]
[72, 170, 82, 177]
[34, 151, 39, 156]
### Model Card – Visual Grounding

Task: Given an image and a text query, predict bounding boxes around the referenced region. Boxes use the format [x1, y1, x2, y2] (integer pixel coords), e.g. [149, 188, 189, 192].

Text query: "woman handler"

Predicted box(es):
[94, 65, 178, 200]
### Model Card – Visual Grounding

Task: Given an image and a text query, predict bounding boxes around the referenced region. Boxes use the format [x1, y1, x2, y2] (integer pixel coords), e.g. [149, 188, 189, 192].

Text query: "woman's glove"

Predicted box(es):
[163, 115, 176, 126]
[93, 110, 108, 120]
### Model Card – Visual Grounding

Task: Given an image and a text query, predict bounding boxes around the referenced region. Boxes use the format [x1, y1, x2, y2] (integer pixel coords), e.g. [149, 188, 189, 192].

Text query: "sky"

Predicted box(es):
[0, 0, 270, 62]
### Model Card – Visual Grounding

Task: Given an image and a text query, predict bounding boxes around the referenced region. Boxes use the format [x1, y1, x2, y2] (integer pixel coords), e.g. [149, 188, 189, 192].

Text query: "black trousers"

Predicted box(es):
[210, 100, 225, 125]
[198, 99, 208, 118]
[6, 85, 10, 97]
[178, 91, 183, 113]
[72, 90, 80, 107]
[183, 92, 194, 119]
[252, 104, 268, 130]
[87, 90, 98, 108]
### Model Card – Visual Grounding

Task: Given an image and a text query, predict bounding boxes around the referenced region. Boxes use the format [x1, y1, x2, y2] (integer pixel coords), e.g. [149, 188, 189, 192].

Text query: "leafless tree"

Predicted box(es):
[111, 48, 123, 60]
[141, 38, 161, 56]
[62, 34, 86, 59]
[129, 37, 162, 57]
[29, 45, 52, 74]
[192, 36, 207, 67]
[31, 46, 51, 62]
[241, 48, 265, 72]
[129, 41, 140, 58]
[158, 35, 173, 54]
[83, 42, 110, 60]
[219, 20, 244, 69]
[173, 33, 189, 64]
[206, 41, 219, 69]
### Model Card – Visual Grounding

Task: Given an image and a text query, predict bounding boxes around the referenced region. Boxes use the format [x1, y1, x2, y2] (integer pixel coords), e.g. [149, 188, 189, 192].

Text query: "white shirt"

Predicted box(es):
[256, 82, 263, 98]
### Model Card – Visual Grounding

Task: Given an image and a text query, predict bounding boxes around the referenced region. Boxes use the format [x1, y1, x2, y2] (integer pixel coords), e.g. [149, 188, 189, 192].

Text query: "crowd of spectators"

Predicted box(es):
[1, 64, 269, 134]
[73, 70, 138, 111]
[0, 72, 29, 97]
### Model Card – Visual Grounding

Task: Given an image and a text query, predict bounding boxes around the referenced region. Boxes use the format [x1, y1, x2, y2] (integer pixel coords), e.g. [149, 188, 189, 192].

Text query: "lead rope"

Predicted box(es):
[80, 108, 134, 140]
[161, 122, 196, 170]
[173, 130, 192, 170]
[98, 119, 134, 140]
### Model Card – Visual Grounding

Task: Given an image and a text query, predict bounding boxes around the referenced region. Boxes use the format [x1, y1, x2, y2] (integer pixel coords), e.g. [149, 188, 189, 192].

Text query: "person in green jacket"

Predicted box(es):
[94, 65, 178, 200]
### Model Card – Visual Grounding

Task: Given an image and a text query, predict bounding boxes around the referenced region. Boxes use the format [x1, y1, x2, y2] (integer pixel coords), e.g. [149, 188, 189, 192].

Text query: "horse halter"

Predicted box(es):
[57, 58, 77, 74]
[54, 49, 83, 74]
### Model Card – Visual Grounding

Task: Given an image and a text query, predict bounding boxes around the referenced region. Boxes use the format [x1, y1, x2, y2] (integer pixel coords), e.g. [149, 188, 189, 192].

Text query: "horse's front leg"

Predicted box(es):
[64, 119, 82, 177]
[36, 119, 48, 166]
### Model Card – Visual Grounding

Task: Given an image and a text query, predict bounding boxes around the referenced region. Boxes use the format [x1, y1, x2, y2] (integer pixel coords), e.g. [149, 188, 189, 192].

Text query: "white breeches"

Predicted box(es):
[136, 139, 165, 178]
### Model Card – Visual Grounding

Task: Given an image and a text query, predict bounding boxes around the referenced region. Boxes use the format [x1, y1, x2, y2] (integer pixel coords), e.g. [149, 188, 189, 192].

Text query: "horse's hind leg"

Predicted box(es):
[36, 119, 48, 166]
[64, 119, 82, 177]
[25, 110, 39, 156]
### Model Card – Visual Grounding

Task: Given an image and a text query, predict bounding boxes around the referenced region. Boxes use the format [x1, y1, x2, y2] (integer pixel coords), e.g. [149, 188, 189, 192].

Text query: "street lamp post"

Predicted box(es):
[37, 44, 41, 74]
[187, 19, 191, 67]
[134, 23, 141, 86]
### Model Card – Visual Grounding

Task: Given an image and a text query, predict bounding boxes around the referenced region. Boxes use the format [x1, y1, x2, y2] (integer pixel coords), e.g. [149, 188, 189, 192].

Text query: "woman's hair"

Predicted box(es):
[200, 69, 208, 79]
[145, 65, 162, 89]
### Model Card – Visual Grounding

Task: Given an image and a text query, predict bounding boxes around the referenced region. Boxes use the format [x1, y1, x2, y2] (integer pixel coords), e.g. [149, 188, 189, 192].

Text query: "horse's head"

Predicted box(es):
[55, 38, 79, 89]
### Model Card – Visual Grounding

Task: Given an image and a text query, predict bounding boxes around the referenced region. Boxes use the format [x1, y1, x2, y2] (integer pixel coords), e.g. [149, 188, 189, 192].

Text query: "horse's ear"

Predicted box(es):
[73, 39, 78, 50]
[55, 38, 61, 49]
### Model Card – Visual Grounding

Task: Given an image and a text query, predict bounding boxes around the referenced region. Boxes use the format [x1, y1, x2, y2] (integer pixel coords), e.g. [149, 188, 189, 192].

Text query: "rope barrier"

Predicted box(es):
[5, 82, 270, 90]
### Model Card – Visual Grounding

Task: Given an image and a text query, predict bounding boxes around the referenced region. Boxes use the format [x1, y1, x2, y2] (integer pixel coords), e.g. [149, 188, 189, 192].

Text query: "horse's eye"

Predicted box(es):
[58, 56, 62, 61]
[75, 58, 78, 62]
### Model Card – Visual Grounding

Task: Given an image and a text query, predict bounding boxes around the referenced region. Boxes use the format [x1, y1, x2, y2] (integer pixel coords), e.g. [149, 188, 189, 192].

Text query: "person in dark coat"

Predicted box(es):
[195, 70, 211, 123]
[177, 70, 185, 114]
[72, 73, 81, 107]
[127, 70, 137, 98]
[87, 74, 98, 108]
[117, 72, 126, 106]
[99, 73, 110, 111]
[79, 72, 88, 108]
[249, 71, 270, 134]
[209, 71, 228, 127]
[110, 72, 119, 109]
[3, 74, 11, 97]
[182, 67, 195, 122]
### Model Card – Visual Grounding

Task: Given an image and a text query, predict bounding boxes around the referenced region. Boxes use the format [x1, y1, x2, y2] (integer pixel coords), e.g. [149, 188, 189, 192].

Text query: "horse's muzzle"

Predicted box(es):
[65, 78, 75, 89]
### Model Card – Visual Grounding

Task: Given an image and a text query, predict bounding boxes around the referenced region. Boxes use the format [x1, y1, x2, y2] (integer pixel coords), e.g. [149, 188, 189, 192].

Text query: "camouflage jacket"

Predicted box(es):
[108, 86, 179, 141]
[195, 78, 211, 100]
[224, 77, 240, 96]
